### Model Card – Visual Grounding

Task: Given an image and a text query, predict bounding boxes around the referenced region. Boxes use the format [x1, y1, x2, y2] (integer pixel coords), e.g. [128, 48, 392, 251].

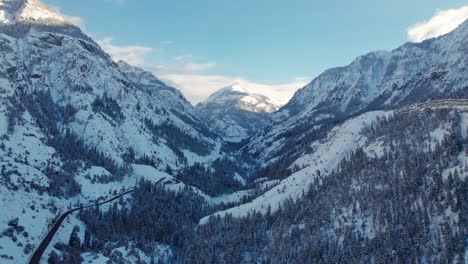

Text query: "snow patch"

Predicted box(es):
[233, 172, 246, 185]
[460, 112, 468, 139]
[131, 164, 170, 183]
[0, 111, 8, 135]
[430, 126, 450, 143]
[210, 189, 252, 205]
[363, 140, 385, 158]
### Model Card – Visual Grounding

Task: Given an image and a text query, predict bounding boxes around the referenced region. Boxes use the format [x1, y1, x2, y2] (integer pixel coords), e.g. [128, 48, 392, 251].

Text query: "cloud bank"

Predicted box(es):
[407, 6, 468, 42]
[97, 38, 154, 66]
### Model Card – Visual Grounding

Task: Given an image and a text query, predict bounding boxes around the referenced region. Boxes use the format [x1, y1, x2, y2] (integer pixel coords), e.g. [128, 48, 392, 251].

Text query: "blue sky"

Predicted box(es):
[44, 0, 468, 103]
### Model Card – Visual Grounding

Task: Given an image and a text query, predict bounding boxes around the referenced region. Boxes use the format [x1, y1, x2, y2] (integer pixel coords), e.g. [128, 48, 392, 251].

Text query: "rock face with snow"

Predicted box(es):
[196, 83, 281, 142]
[245, 20, 468, 165]
[0, 0, 66, 25]
[0, 2, 222, 171]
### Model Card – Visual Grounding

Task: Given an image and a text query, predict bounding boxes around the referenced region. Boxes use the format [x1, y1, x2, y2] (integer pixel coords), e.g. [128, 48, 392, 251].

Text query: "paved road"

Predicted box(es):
[29, 178, 165, 264]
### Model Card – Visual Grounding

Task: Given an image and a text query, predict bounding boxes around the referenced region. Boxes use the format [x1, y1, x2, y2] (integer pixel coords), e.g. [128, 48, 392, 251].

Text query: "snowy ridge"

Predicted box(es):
[281, 19, 468, 122]
[0, 0, 66, 25]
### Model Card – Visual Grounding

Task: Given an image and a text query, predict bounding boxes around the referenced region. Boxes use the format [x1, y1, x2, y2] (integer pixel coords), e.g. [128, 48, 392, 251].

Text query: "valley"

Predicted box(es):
[0, 0, 467, 263]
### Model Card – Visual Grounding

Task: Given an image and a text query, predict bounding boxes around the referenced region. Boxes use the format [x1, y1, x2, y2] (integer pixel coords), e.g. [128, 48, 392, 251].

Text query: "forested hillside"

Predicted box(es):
[69, 105, 468, 263]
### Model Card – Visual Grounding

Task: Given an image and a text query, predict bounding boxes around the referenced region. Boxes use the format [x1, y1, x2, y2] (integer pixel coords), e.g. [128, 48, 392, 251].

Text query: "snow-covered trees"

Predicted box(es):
[79, 179, 210, 257]
[68, 226, 81, 249]
[176, 158, 244, 196]
[91, 93, 124, 123]
[144, 118, 213, 157]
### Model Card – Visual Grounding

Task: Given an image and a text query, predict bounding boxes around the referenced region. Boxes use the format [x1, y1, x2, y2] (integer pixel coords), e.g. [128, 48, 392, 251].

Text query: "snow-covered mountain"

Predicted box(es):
[0, 20, 222, 170]
[203, 19, 468, 225]
[0, 0, 239, 261]
[196, 83, 281, 142]
[199, 22, 468, 258]
[245, 19, 468, 166]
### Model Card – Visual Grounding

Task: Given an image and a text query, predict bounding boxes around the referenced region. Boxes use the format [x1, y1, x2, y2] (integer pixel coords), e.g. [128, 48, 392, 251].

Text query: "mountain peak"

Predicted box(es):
[230, 82, 249, 93]
[220, 82, 251, 95]
[196, 84, 282, 142]
[0, 0, 65, 25]
[203, 83, 281, 113]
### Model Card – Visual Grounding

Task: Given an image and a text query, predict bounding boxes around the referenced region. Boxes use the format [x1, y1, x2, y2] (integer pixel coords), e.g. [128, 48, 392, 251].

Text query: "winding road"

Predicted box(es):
[29, 177, 166, 264]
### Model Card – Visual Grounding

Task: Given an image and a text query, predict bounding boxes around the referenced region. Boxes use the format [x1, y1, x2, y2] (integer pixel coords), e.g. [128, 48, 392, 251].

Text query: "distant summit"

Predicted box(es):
[196, 83, 281, 142]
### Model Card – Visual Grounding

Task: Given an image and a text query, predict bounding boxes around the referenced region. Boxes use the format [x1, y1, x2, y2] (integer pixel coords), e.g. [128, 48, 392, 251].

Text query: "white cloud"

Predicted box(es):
[62, 14, 85, 28]
[93, 39, 305, 105]
[160, 40, 174, 45]
[153, 61, 217, 75]
[183, 62, 216, 72]
[97, 38, 154, 66]
[407, 6, 468, 42]
[175, 53, 193, 61]
[50, 5, 86, 29]
[105, 0, 126, 4]
[159, 73, 308, 105]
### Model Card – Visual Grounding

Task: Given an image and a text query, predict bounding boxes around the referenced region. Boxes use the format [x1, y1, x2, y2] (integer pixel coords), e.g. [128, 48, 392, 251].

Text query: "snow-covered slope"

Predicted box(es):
[201, 109, 391, 223]
[196, 83, 281, 142]
[0, 0, 230, 262]
[245, 19, 468, 165]
[0, 14, 222, 170]
[202, 100, 468, 222]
